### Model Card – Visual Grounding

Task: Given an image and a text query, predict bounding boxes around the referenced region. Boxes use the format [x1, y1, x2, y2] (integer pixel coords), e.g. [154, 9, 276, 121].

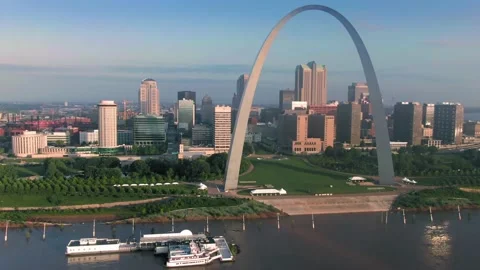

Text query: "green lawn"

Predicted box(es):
[0, 194, 166, 208]
[239, 157, 394, 195]
[13, 165, 45, 177]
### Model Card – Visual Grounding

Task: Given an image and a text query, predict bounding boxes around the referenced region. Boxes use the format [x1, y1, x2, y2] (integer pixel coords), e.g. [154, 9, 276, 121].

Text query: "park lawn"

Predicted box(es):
[0, 194, 166, 208]
[13, 165, 45, 177]
[239, 157, 394, 195]
[413, 176, 480, 186]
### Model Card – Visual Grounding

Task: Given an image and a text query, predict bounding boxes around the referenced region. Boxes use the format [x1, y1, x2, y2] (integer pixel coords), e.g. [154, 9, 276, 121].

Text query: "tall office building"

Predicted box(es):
[214, 105, 231, 153]
[433, 103, 464, 144]
[232, 74, 249, 109]
[279, 89, 295, 110]
[278, 112, 322, 154]
[98, 100, 117, 148]
[393, 102, 423, 145]
[308, 114, 335, 150]
[347, 83, 369, 103]
[138, 78, 160, 115]
[463, 121, 480, 137]
[295, 61, 327, 105]
[192, 124, 213, 146]
[133, 115, 166, 145]
[422, 103, 435, 127]
[177, 98, 195, 134]
[178, 91, 196, 105]
[201, 95, 214, 124]
[336, 103, 361, 145]
[117, 130, 134, 145]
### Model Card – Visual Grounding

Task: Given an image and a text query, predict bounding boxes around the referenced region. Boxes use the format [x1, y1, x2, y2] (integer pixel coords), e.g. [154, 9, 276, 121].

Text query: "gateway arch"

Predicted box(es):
[224, 5, 395, 191]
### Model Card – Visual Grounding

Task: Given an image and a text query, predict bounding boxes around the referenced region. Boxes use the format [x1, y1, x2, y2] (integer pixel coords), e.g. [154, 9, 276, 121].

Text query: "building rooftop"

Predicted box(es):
[99, 100, 116, 105]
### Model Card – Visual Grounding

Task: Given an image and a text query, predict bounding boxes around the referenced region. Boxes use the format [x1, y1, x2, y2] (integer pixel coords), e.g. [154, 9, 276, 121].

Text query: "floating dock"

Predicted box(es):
[65, 230, 235, 266]
[138, 230, 207, 250]
[213, 237, 234, 262]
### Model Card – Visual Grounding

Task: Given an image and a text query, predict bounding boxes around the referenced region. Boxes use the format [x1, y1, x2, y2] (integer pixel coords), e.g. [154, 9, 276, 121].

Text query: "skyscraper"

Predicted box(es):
[295, 61, 327, 105]
[192, 124, 213, 146]
[422, 103, 435, 127]
[308, 114, 335, 150]
[98, 100, 117, 148]
[133, 115, 166, 146]
[347, 83, 369, 103]
[232, 74, 249, 109]
[336, 103, 361, 145]
[279, 89, 295, 110]
[277, 112, 322, 154]
[214, 105, 231, 153]
[433, 103, 464, 144]
[393, 102, 423, 145]
[138, 78, 160, 115]
[177, 99, 195, 134]
[201, 95, 214, 124]
[178, 91, 196, 105]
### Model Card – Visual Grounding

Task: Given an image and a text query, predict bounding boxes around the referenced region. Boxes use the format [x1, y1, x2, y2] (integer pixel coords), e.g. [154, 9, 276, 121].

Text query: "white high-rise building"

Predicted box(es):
[139, 78, 160, 115]
[79, 130, 99, 144]
[98, 100, 117, 148]
[12, 131, 47, 157]
[214, 105, 232, 153]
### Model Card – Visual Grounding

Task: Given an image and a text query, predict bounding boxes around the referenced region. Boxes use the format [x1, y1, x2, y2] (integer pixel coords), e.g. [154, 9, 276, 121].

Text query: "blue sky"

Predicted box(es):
[0, 0, 479, 105]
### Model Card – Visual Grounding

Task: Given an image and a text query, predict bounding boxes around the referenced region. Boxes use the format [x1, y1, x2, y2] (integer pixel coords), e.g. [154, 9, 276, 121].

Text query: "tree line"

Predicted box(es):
[308, 145, 480, 178]
[0, 154, 251, 205]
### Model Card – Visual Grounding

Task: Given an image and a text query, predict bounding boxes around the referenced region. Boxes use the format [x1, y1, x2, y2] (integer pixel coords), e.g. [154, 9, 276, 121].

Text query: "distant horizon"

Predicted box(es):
[1, 0, 478, 105]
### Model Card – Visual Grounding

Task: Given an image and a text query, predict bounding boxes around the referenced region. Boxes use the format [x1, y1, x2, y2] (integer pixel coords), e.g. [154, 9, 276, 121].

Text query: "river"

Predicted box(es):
[1, 211, 479, 270]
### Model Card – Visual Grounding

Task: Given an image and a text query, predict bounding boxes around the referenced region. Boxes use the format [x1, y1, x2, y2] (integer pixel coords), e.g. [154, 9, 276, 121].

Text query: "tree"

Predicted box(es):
[243, 142, 254, 156]
[129, 160, 150, 176]
[191, 159, 211, 181]
[206, 153, 227, 176]
[68, 186, 77, 195]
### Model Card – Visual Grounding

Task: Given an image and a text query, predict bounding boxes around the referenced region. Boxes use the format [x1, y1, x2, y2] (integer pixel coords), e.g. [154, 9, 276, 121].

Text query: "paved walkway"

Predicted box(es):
[239, 163, 254, 176]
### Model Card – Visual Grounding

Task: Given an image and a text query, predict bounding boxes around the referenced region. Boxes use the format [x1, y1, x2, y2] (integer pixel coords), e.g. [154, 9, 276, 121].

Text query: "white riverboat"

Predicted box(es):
[165, 240, 221, 268]
[65, 238, 136, 256]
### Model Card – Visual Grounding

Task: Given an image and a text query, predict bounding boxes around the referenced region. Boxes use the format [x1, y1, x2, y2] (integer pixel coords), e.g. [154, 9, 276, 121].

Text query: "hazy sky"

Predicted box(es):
[0, 0, 479, 106]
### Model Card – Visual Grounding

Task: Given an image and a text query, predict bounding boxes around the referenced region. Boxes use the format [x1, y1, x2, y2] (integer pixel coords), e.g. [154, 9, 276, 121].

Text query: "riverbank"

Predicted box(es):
[108, 211, 281, 225]
[0, 198, 281, 226]
[0, 220, 71, 228]
[0, 210, 282, 227]
[392, 187, 480, 212]
[256, 193, 399, 215]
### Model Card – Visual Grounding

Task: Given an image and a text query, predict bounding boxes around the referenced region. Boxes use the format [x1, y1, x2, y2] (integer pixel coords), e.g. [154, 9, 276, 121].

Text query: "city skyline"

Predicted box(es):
[0, 0, 479, 105]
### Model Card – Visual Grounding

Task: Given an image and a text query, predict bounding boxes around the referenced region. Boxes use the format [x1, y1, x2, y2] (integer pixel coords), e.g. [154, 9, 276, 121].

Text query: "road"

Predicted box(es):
[438, 143, 480, 153]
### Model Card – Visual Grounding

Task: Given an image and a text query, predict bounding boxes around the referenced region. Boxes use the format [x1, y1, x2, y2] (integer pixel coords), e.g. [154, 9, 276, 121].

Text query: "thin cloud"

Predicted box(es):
[423, 39, 480, 48]
[357, 21, 385, 32]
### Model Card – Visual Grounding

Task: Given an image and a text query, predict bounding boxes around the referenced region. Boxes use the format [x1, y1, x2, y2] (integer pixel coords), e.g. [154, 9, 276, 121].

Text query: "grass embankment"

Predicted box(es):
[0, 194, 168, 208]
[0, 197, 280, 224]
[12, 165, 45, 177]
[239, 157, 395, 195]
[393, 187, 480, 210]
[412, 176, 480, 187]
[0, 184, 200, 208]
